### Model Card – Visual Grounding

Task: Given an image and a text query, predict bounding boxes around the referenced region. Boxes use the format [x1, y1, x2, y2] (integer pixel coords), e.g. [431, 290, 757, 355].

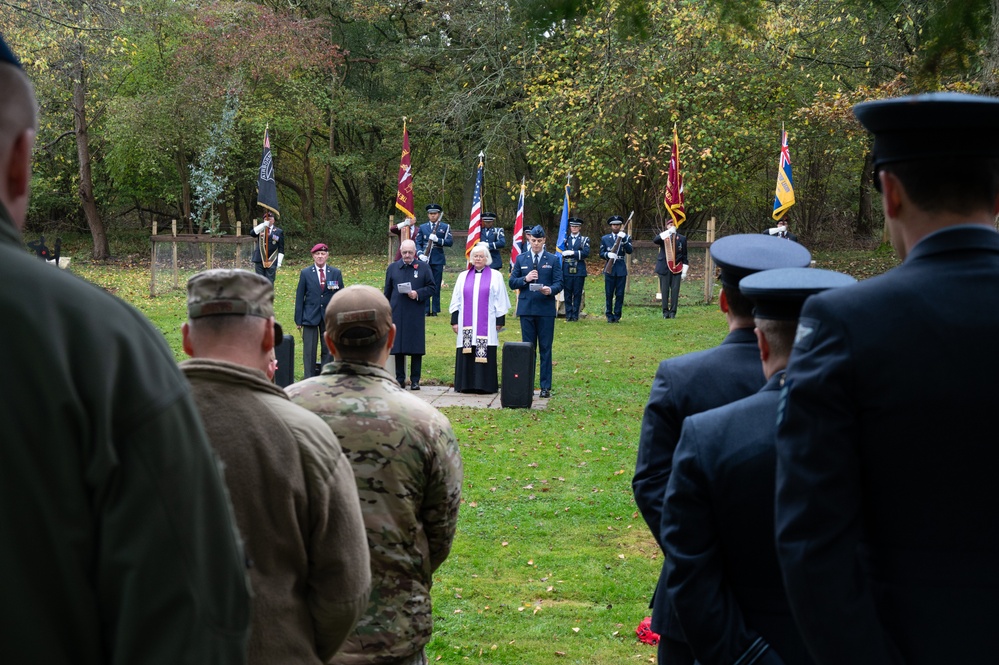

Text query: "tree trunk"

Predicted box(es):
[981, 0, 999, 95]
[323, 111, 335, 220]
[854, 151, 875, 238]
[175, 148, 192, 233]
[73, 61, 110, 260]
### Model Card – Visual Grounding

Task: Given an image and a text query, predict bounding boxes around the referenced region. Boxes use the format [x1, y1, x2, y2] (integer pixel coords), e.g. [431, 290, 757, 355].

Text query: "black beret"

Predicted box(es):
[854, 93, 999, 170]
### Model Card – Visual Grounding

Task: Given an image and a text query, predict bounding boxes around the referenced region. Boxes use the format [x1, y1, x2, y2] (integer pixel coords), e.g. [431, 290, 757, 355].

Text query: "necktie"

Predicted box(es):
[320, 266, 326, 290]
[533, 254, 539, 270]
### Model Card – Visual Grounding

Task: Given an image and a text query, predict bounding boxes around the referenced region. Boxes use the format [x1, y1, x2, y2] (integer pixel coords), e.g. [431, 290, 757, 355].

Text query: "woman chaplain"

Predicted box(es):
[449, 242, 511, 393]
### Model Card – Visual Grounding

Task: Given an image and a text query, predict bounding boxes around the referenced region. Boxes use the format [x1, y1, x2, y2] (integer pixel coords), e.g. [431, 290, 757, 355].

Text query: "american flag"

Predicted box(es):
[512, 178, 525, 265]
[465, 152, 484, 264]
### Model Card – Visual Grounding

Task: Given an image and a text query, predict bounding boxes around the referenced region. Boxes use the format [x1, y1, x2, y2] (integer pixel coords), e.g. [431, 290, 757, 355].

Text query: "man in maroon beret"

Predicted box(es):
[295, 242, 344, 378]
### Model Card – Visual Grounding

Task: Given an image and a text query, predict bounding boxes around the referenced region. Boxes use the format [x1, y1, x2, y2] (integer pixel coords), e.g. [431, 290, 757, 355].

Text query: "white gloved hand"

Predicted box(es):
[768, 227, 780, 235]
[616, 231, 626, 239]
[562, 249, 573, 257]
[253, 222, 268, 234]
[607, 252, 618, 260]
[418, 254, 429, 262]
[429, 233, 439, 243]
[681, 264, 689, 280]
[400, 219, 413, 228]
[659, 231, 669, 240]
[277, 253, 284, 268]
[667, 227, 676, 236]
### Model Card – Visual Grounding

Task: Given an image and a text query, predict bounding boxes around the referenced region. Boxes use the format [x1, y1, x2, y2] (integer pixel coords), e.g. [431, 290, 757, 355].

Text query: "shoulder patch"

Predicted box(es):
[776, 378, 791, 429]
[793, 317, 820, 352]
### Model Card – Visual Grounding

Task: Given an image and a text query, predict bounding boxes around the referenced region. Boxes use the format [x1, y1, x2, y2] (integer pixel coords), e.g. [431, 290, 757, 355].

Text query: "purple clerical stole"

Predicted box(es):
[461, 268, 492, 363]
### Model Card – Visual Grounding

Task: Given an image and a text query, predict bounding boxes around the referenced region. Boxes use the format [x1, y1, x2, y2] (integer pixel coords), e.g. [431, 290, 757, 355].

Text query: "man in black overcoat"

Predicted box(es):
[633, 234, 810, 665]
[383, 239, 436, 390]
[775, 93, 999, 665]
[663, 267, 854, 665]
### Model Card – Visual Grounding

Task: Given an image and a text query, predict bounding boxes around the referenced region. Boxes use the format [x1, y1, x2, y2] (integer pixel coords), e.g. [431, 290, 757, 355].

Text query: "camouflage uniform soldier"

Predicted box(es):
[286, 285, 462, 665]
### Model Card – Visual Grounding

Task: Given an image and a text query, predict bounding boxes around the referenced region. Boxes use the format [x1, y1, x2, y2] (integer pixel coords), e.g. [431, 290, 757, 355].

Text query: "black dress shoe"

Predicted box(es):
[429, 312, 437, 317]
[410, 383, 421, 391]
[539, 389, 551, 398]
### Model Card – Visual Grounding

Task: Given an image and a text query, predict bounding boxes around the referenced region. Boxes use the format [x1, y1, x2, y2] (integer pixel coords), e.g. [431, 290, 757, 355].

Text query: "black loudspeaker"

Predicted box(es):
[274, 334, 295, 388]
[501, 341, 535, 408]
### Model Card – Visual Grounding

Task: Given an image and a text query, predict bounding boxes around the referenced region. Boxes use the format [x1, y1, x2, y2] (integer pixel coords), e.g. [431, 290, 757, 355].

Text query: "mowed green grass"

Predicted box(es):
[70, 250, 893, 664]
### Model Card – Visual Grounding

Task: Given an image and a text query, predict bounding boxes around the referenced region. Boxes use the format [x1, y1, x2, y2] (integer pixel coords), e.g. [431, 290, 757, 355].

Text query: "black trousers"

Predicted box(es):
[659, 272, 682, 316]
[563, 274, 585, 319]
[394, 354, 423, 385]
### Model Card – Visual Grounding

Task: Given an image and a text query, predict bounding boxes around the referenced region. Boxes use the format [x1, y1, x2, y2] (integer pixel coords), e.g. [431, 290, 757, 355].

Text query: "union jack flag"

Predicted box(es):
[465, 152, 484, 264]
[773, 125, 795, 221]
[512, 178, 525, 265]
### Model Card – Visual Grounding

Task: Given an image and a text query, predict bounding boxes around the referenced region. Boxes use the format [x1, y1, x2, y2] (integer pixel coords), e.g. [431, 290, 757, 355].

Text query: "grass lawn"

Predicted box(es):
[70, 249, 894, 664]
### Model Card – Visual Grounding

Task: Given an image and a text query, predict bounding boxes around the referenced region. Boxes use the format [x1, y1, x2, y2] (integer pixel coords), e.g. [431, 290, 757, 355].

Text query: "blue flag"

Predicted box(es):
[556, 177, 570, 265]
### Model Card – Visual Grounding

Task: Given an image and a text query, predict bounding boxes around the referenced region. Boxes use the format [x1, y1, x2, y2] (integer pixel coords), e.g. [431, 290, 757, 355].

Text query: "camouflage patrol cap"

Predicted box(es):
[325, 284, 393, 347]
[186, 269, 284, 342]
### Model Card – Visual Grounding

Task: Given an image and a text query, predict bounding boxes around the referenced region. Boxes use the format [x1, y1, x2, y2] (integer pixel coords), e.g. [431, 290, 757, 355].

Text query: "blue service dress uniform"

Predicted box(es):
[415, 220, 453, 315]
[775, 225, 999, 665]
[294, 264, 343, 378]
[383, 258, 436, 387]
[663, 372, 814, 665]
[654, 231, 688, 318]
[561, 233, 590, 321]
[509, 249, 563, 393]
[634, 327, 766, 663]
[481, 225, 506, 270]
[250, 223, 284, 283]
[599, 231, 633, 321]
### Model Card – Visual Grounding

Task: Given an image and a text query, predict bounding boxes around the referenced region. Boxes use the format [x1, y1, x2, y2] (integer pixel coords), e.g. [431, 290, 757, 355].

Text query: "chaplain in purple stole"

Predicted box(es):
[449, 242, 510, 393]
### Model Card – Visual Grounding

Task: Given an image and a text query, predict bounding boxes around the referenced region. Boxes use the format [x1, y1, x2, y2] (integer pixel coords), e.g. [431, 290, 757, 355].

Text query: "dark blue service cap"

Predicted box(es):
[481, 211, 497, 221]
[607, 215, 624, 224]
[854, 93, 999, 170]
[527, 225, 546, 238]
[739, 267, 856, 320]
[710, 234, 811, 289]
[568, 217, 583, 226]
[0, 33, 22, 69]
[426, 203, 443, 213]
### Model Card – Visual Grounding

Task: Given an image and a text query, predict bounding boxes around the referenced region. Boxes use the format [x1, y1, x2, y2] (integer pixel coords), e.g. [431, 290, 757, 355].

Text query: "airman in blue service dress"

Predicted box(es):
[415, 203, 453, 316]
[634, 234, 811, 665]
[654, 219, 688, 319]
[598, 215, 632, 322]
[480, 211, 505, 270]
[509, 226, 563, 398]
[559, 217, 590, 321]
[663, 267, 855, 665]
[775, 93, 999, 665]
[295, 243, 343, 378]
[384, 242, 436, 389]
